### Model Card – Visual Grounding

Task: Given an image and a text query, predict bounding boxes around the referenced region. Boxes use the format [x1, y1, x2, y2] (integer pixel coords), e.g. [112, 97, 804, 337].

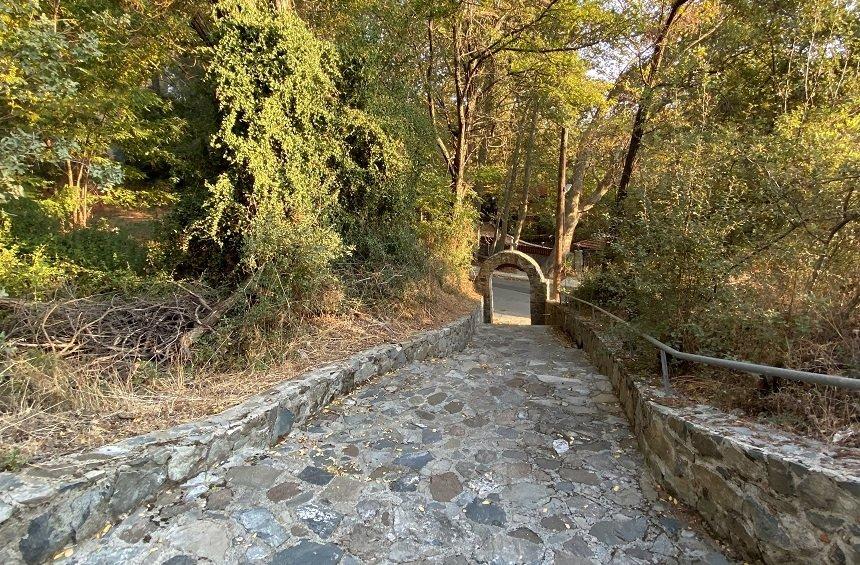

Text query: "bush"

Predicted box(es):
[415, 171, 477, 288]
[198, 3, 346, 289]
[193, 1, 439, 309]
[0, 200, 151, 297]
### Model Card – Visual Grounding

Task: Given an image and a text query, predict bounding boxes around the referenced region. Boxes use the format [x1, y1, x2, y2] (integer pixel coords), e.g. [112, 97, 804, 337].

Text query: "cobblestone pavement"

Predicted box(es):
[66, 325, 732, 564]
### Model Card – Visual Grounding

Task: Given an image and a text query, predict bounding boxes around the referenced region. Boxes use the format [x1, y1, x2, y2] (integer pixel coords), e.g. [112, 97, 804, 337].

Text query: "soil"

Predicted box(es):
[0, 289, 478, 467]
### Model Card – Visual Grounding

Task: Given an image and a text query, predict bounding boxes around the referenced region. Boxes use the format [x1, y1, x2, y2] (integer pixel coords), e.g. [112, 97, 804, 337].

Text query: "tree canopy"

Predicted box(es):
[0, 0, 857, 374]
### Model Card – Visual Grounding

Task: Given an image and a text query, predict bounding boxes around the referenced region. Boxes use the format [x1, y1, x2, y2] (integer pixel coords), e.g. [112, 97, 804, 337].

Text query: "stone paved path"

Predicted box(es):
[66, 325, 731, 564]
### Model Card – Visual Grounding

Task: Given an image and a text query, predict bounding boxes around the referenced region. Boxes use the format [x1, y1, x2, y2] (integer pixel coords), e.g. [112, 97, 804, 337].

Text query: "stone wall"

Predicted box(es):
[556, 304, 859, 565]
[0, 307, 481, 564]
[475, 250, 548, 325]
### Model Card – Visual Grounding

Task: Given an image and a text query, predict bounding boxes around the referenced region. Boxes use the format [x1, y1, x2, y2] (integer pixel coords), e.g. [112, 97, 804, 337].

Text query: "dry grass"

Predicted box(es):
[579, 311, 859, 451]
[89, 203, 167, 242]
[0, 283, 477, 468]
[669, 370, 859, 449]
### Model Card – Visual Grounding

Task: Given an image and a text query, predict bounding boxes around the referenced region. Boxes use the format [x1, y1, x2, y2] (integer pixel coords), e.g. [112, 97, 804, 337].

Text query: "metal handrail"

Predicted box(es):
[564, 296, 860, 392]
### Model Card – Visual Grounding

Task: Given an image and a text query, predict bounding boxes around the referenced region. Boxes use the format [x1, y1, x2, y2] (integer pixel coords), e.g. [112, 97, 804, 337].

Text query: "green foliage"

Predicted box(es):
[1, 0, 193, 224]
[0, 446, 23, 472]
[194, 0, 429, 312]
[199, 2, 346, 299]
[415, 172, 477, 285]
[0, 198, 152, 297]
[0, 216, 69, 298]
[100, 184, 179, 210]
[0, 0, 102, 200]
[581, 0, 860, 372]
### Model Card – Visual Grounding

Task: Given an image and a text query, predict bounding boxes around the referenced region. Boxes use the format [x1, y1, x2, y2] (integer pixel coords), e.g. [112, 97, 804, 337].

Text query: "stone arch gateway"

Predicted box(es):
[476, 250, 549, 325]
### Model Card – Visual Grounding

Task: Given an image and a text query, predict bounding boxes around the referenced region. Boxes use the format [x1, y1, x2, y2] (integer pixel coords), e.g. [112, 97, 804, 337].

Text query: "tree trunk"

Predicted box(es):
[513, 104, 539, 246]
[452, 124, 468, 205]
[494, 116, 525, 253]
[66, 159, 75, 207]
[190, 12, 213, 45]
[547, 122, 590, 273]
[80, 182, 89, 228]
[270, 0, 293, 13]
[552, 126, 568, 299]
[66, 160, 92, 229]
[547, 115, 618, 273]
[424, 19, 454, 181]
[615, 0, 690, 207]
[451, 23, 470, 206]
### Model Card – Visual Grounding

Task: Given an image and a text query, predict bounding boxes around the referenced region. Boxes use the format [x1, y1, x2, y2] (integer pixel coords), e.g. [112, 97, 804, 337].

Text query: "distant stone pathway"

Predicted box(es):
[66, 325, 731, 564]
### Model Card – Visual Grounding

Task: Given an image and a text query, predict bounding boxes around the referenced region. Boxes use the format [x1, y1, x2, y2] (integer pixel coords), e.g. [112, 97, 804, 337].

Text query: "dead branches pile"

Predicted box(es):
[0, 290, 215, 366]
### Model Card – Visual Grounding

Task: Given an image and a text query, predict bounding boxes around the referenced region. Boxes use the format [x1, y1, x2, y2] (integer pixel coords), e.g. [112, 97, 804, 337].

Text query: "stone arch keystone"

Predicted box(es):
[475, 250, 548, 325]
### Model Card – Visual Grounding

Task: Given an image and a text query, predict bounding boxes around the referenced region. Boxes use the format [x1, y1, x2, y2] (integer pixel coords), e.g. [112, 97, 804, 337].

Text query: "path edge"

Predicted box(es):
[0, 305, 482, 564]
[554, 303, 859, 565]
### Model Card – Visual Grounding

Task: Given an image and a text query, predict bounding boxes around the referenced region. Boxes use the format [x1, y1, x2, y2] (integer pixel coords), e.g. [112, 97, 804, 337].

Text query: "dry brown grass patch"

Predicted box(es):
[0, 283, 478, 468]
[579, 312, 859, 450]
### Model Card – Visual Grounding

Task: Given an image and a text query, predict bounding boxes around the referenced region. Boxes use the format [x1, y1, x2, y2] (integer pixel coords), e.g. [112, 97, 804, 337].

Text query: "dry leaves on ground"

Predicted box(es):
[0, 285, 477, 467]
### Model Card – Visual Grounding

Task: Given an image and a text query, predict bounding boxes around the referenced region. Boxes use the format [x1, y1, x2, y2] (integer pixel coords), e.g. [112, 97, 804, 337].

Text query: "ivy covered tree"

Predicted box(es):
[196, 0, 404, 303]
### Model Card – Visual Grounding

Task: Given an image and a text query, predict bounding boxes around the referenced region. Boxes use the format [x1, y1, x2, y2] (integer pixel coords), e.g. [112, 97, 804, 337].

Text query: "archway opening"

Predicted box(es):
[475, 250, 548, 325]
[489, 270, 532, 325]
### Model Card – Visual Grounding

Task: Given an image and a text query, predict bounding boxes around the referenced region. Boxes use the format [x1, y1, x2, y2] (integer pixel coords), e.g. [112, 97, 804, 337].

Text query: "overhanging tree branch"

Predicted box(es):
[615, 0, 693, 207]
[425, 18, 453, 175]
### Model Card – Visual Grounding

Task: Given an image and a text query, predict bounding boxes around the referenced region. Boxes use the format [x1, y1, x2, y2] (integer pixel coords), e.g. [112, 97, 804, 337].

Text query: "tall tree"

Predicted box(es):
[591, 0, 860, 369]
[513, 103, 539, 246]
[615, 0, 692, 207]
[493, 106, 527, 252]
[422, 0, 624, 205]
[0, 0, 194, 225]
[546, 112, 622, 273]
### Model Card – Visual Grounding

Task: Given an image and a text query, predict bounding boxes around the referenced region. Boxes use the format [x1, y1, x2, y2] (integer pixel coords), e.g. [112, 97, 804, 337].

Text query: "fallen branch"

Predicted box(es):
[0, 289, 216, 366]
[177, 287, 244, 356]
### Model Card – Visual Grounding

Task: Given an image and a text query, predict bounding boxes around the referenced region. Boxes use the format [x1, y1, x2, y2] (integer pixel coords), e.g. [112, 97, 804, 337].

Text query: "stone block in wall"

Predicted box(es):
[556, 304, 860, 565]
[719, 440, 765, 485]
[797, 473, 854, 516]
[688, 427, 723, 459]
[268, 405, 296, 445]
[741, 496, 793, 556]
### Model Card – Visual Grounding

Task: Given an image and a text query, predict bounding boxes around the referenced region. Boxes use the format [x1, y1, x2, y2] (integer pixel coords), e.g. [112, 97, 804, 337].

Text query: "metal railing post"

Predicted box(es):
[660, 350, 671, 394]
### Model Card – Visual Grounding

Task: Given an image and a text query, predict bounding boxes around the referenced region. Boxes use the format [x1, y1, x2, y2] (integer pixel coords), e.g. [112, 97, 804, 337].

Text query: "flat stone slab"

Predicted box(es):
[62, 325, 731, 564]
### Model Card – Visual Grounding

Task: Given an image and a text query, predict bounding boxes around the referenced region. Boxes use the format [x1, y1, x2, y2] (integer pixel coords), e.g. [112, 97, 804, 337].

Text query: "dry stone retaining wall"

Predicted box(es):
[555, 304, 860, 565]
[0, 307, 481, 564]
